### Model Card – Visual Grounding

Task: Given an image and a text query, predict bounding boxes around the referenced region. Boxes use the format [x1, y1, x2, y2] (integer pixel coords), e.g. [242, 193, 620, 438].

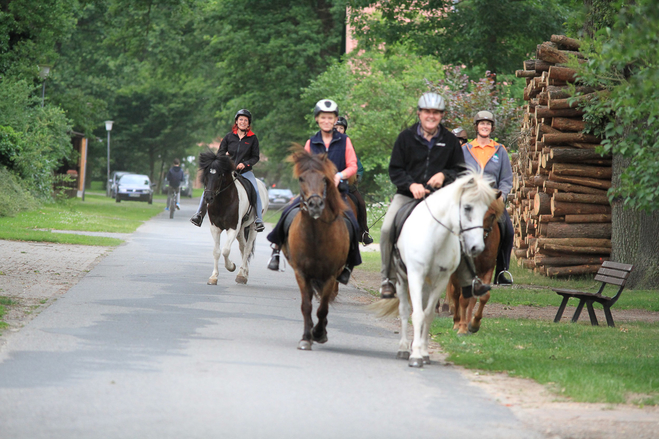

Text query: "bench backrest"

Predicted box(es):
[595, 261, 634, 302]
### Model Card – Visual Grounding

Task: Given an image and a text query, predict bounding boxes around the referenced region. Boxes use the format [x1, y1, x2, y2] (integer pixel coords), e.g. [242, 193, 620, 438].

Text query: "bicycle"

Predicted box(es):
[167, 186, 180, 219]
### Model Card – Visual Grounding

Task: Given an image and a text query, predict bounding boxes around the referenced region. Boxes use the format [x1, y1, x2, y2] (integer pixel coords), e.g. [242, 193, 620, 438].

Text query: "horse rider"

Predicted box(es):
[334, 116, 373, 245]
[378, 92, 493, 300]
[190, 109, 265, 232]
[165, 158, 184, 211]
[266, 99, 362, 285]
[463, 111, 514, 285]
[452, 127, 470, 146]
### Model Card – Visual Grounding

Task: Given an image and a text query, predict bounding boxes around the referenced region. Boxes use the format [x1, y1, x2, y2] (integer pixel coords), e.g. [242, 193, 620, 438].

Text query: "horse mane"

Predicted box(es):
[491, 195, 505, 221]
[287, 144, 347, 214]
[198, 150, 235, 186]
[451, 169, 498, 208]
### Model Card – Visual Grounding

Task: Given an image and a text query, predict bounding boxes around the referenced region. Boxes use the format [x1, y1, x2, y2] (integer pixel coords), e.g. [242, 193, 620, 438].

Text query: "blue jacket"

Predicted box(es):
[462, 141, 513, 200]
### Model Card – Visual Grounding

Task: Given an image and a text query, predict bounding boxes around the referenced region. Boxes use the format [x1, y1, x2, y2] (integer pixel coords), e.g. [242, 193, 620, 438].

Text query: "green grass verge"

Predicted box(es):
[0, 193, 162, 246]
[431, 317, 659, 405]
[0, 296, 14, 332]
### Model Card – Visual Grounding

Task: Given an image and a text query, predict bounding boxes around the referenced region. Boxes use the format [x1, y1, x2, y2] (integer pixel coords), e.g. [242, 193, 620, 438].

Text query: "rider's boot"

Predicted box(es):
[380, 279, 396, 299]
[190, 202, 207, 227]
[255, 219, 265, 232]
[267, 245, 280, 271]
[337, 265, 352, 285]
[461, 283, 491, 299]
[361, 231, 374, 245]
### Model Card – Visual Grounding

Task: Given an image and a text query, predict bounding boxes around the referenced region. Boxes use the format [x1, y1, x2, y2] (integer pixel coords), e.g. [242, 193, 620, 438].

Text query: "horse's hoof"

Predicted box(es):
[297, 340, 312, 350]
[468, 323, 480, 334]
[235, 275, 247, 284]
[312, 333, 328, 344]
[408, 357, 424, 368]
[396, 351, 410, 360]
[423, 356, 431, 365]
[227, 263, 236, 273]
[207, 279, 218, 285]
[441, 303, 449, 312]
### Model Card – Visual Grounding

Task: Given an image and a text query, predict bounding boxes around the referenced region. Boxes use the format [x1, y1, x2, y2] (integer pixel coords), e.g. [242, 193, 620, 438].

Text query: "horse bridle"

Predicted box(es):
[205, 168, 236, 198]
[422, 187, 484, 238]
[299, 179, 341, 223]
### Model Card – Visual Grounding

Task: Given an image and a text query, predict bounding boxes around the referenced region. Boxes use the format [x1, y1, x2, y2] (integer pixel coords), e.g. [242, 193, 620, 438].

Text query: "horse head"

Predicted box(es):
[198, 150, 235, 205]
[453, 171, 500, 257]
[287, 144, 346, 220]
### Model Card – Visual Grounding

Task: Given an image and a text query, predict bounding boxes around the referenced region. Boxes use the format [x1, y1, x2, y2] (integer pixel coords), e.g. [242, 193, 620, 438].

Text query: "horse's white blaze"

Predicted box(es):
[394, 172, 496, 364]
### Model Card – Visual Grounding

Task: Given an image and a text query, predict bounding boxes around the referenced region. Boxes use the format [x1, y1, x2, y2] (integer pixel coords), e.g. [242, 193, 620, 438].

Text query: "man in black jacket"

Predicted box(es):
[380, 92, 485, 299]
[166, 158, 185, 210]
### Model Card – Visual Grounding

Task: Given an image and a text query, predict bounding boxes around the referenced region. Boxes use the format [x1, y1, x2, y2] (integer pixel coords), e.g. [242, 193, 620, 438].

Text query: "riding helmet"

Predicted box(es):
[234, 109, 252, 124]
[417, 92, 446, 111]
[474, 110, 495, 127]
[335, 116, 348, 130]
[314, 99, 339, 117]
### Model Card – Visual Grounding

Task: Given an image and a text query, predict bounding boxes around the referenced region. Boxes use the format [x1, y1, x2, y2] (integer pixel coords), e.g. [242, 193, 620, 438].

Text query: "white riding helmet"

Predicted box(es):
[417, 92, 446, 111]
[314, 99, 339, 117]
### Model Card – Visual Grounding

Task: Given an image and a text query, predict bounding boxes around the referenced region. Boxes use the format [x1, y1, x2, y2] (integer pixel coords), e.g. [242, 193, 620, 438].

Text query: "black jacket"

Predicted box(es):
[166, 166, 185, 189]
[218, 128, 260, 174]
[389, 123, 465, 198]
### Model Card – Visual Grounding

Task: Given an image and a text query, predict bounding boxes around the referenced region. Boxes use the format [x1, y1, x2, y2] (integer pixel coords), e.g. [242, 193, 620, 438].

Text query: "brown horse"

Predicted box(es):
[282, 146, 350, 350]
[447, 196, 504, 335]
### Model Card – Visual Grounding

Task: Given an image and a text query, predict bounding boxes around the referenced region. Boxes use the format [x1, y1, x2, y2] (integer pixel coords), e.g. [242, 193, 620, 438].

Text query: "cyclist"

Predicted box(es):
[166, 158, 184, 210]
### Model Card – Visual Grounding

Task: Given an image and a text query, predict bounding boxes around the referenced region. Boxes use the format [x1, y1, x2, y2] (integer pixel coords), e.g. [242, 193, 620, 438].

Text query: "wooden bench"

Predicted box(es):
[553, 261, 634, 327]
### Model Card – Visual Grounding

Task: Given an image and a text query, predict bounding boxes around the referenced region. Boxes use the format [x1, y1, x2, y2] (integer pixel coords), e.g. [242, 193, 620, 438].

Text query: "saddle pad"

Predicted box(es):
[391, 199, 423, 245]
[235, 173, 257, 210]
[283, 206, 300, 236]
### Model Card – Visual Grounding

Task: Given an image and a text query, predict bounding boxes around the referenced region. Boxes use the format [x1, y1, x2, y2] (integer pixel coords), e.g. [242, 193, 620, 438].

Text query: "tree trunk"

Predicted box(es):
[551, 117, 586, 132]
[546, 264, 602, 276]
[546, 222, 612, 239]
[551, 199, 612, 216]
[544, 180, 608, 195]
[610, 155, 659, 288]
[548, 173, 612, 190]
[565, 214, 612, 223]
[534, 254, 607, 266]
[552, 192, 610, 205]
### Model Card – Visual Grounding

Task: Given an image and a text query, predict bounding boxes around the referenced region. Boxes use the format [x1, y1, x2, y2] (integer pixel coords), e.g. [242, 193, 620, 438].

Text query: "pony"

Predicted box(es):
[447, 196, 504, 335]
[198, 150, 268, 285]
[282, 146, 350, 350]
[372, 171, 498, 367]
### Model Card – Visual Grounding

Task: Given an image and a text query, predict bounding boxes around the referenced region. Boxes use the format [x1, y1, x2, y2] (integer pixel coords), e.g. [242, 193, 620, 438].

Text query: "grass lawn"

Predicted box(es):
[0, 193, 163, 246]
[431, 317, 659, 405]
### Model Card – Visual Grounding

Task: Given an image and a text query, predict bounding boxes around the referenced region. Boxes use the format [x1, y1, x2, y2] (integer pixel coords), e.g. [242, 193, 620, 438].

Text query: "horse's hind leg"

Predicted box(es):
[469, 292, 490, 334]
[208, 227, 222, 285]
[295, 273, 315, 350]
[420, 284, 446, 364]
[312, 280, 334, 344]
[222, 229, 238, 272]
[396, 279, 411, 360]
[457, 294, 473, 336]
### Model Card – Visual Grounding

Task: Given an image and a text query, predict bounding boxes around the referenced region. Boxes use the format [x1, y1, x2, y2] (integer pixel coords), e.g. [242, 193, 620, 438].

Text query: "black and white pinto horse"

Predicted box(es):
[199, 151, 269, 285]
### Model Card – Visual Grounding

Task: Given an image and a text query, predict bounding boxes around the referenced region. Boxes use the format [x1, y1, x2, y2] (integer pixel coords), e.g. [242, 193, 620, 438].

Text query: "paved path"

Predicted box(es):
[0, 199, 541, 439]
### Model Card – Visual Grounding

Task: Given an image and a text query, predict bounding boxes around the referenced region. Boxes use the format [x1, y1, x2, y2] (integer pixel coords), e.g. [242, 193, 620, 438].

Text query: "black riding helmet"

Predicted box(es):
[234, 109, 252, 124]
[335, 116, 348, 131]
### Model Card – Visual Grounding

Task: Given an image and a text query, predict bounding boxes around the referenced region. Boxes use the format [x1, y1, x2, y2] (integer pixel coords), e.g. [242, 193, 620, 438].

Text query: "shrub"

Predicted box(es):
[0, 167, 38, 217]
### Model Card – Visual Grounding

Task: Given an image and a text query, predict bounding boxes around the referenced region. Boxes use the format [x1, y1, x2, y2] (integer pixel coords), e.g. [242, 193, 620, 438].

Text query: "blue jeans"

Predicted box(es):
[241, 171, 263, 222]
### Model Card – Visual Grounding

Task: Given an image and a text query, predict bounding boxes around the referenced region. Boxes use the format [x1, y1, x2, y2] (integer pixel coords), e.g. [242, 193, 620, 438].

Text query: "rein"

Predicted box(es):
[422, 187, 484, 237]
[205, 169, 237, 198]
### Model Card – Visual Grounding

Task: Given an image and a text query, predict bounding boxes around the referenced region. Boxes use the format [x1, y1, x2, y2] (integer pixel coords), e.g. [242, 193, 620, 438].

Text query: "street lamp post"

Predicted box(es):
[105, 121, 114, 197]
[38, 65, 51, 107]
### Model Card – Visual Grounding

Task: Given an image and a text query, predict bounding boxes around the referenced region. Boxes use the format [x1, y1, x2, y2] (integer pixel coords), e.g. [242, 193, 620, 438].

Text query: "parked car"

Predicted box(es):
[107, 171, 132, 198]
[115, 174, 154, 204]
[268, 188, 294, 208]
[162, 174, 193, 198]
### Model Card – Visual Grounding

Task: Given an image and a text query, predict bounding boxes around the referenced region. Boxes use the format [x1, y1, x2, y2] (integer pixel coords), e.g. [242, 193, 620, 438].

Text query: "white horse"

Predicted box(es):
[373, 171, 498, 367]
[199, 151, 269, 285]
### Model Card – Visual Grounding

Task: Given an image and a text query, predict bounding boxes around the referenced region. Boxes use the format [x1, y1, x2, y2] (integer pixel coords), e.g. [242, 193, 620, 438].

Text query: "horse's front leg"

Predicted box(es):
[457, 293, 472, 336]
[295, 272, 315, 350]
[235, 226, 254, 284]
[420, 282, 446, 364]
[312, 279, 335, 344]
[207, 227, 222, 285]
[469, 291, 491, 334]
[396, 278, 411, 360]
[407, 274, 427, 367]
[222, 228, 238, 272]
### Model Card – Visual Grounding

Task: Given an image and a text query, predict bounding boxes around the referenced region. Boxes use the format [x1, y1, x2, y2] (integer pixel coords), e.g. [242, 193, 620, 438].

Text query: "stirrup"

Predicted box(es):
[471, 277, 491, 297]
[361, 231, 373, 245]
[496, 270, 514, 285]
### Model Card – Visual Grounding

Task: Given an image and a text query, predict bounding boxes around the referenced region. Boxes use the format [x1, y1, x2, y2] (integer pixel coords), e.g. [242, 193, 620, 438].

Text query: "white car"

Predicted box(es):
[115, 174, 154, 204]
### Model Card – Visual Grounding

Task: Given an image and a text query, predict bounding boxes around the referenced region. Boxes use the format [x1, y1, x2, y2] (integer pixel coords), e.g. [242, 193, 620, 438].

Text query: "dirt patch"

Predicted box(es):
[0, 240, 111, 349]
[350, 266, 659, 439]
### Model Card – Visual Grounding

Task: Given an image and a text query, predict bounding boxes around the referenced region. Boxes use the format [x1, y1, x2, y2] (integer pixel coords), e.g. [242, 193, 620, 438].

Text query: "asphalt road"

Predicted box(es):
[0, 198, 541, 439]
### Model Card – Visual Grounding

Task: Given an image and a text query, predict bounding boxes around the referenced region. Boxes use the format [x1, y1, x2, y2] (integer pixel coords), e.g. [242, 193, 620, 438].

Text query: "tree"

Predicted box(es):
[348, 0, 577, 74]
[578, 0, 659, 288]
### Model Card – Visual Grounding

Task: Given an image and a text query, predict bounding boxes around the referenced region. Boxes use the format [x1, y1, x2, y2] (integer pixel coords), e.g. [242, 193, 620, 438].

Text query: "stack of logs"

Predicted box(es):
[509, 35, 611, 277]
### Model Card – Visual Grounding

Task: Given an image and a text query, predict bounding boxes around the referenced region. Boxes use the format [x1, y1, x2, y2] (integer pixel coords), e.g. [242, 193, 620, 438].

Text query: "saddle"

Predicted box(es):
[391, 199, 423, 245]
[235, 173, 257, 222]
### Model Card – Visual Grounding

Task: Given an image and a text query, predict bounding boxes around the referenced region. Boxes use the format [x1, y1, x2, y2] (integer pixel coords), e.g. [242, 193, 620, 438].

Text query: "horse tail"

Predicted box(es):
[367, 297, 400, 318]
